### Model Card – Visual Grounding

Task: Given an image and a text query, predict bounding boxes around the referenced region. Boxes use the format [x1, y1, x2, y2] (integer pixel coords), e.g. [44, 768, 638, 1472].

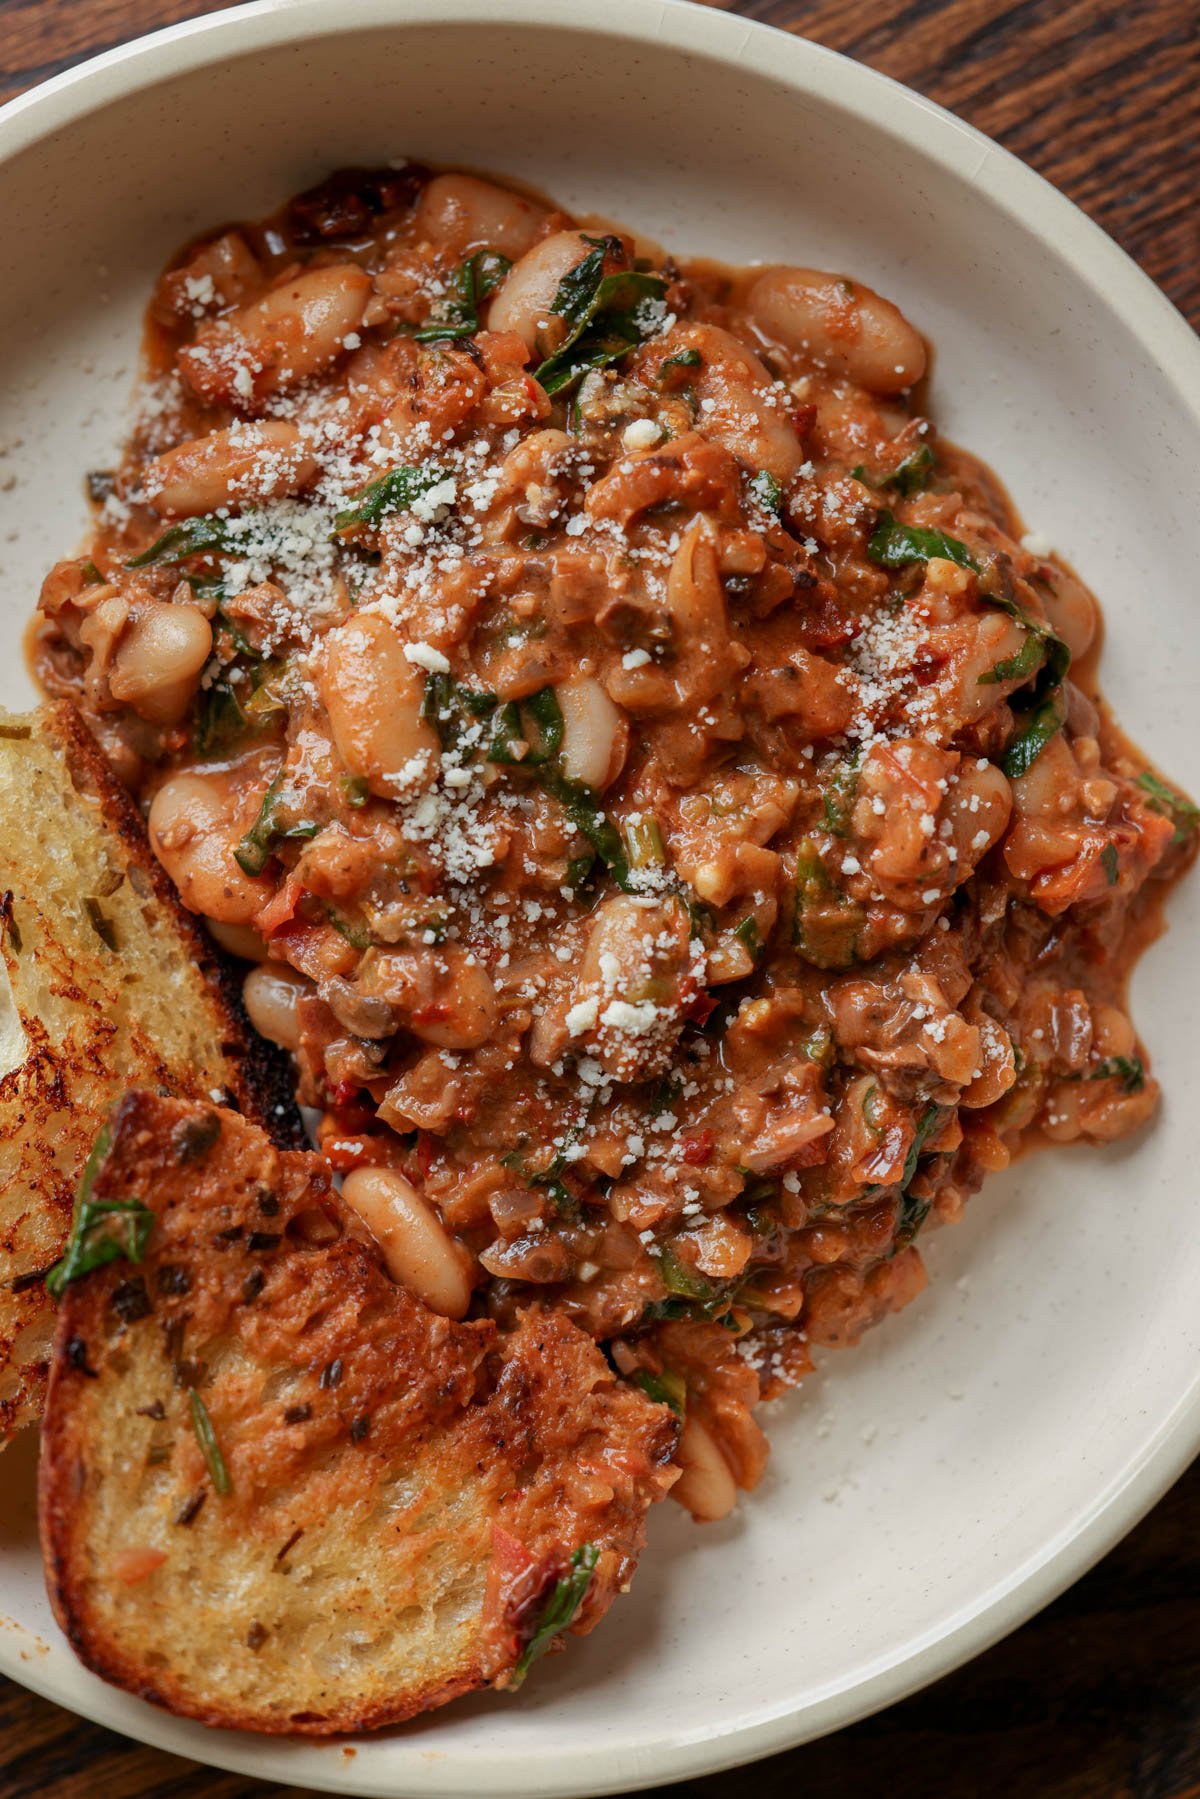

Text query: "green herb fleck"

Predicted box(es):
[748, 470, 782, 515]
[1101, 841, 1120, 885]
[1084, 1056, 1145, 1093]
[46, 1126, 154, 1298]
[189, 1389, 232, 1497]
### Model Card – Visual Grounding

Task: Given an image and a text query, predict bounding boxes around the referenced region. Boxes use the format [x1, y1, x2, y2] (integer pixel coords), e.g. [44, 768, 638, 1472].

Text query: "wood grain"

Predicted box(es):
[0, 1, 1196, 1796]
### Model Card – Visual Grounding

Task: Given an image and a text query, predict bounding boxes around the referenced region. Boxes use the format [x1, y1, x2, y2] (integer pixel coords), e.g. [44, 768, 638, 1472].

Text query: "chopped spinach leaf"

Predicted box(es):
[1136, 771, 1199, 844]
[733, 915, 763, 960]
[326, 905, 373, 950]
[792, 839, 863, 970]
[234, 772, 320, 876]
[658, 347, 702, 384]
[534, 243, 669, 397]
[978, 630, 1047, 687]
[413, 249, 512, 341]
[1002, 687, 1066, 780]
[867, 511, 979, 573]
[631, 1368, 686, 1417]
[821, 752, 861, 836]
[334, 463, 449, 532]
[126, 513, 238, 568]
[539, 767, 631, 888]
[511, 1544, 599, 1687]
[1101, 841, 1120, 885]
[851, 443, 935, 496]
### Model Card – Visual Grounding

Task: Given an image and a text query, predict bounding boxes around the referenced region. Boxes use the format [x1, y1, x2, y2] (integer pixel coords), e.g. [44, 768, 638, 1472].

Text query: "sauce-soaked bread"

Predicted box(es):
[39, 1093, 678, 1733]
[0, 703, 300, 1447]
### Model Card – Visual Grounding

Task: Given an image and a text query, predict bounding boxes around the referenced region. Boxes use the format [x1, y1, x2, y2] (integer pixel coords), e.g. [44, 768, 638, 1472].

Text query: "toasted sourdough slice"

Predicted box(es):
[40, 1093, 678, 1733]
[0, 703, 300, 1446]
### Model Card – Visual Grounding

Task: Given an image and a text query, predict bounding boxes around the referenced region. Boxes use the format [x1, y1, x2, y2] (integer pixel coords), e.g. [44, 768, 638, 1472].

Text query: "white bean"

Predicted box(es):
[747, 266, 926, 394]
[341, 1166, 473, 1318]
[143, 421, 318, 517]
[487, 231, 595, 352]
[671, 1415, 738, 1521]
[1036, 559, 1097, 661]
[206, 919, 270, 962]
[180, 263, 372, 407]
[242, 962, 312, 1052]
[108, 602, 213, 726]
[319, 613, 440, 797]
[148, 767, 271, 925]
[557, 676, 628, 790]
[672, 323, 804, 484]
[414, 172, 551, 259]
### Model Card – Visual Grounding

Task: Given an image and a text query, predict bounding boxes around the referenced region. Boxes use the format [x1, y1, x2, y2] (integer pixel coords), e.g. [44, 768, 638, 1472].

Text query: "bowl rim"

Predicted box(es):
[0, 1, 1197, 1792]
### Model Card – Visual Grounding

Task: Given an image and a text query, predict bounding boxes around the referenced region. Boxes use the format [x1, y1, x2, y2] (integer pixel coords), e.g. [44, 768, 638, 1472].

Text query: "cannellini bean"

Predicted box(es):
[942, 757, 1013, 869]
[180, 263, 372, 407]
[1093, 1003, 1137, 1060]
[1036, 559, 1097, 661]
[414, 172, 551, 259]
[670, 323, 804, 484]
[557, 676, 628, 790]
[242, 962, 313, 1052]
[747, 266, 926, 394]
[487, 230, 596, 353]
[143, 421, 318, 517]
[107, 602, 212, 726]
[671, 1415, 738, 1522]
[148, 767, 272, 924]
[358, 945, 499, 1050]
[319, 613, 440, 797]
[341, 1166, 473, 1318]
[206, 919, 270, 962]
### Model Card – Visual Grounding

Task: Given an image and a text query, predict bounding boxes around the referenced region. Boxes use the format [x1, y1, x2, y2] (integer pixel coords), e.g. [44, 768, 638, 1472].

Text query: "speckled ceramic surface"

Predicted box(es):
[0, 3, 1197, 1793]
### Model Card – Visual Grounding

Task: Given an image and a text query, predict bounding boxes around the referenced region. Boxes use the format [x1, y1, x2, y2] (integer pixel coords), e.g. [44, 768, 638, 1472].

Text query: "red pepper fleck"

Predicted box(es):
[680, 1129, 715, 1166]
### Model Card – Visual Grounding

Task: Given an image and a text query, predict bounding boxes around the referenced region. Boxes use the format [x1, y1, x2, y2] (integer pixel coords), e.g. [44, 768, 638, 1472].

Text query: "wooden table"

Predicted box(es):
[1, 2, 1196, 1795]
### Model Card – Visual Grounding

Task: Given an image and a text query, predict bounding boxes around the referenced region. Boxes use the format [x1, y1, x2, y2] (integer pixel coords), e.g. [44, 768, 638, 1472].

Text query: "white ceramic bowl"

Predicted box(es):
[1, 3, 1197, 1793]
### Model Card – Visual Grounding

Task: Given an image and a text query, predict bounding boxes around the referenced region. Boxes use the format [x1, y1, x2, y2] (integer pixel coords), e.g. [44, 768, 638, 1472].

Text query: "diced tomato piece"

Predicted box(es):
[254, 874, 304, 937]
[685, 991, 718, 1025]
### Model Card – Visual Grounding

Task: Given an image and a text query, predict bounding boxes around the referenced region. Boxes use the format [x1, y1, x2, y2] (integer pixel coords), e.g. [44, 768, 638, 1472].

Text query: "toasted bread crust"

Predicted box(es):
[0, 704, 302, 1445]
[39, 1095, 677, 1734]
[41, 703, 304, 1144]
